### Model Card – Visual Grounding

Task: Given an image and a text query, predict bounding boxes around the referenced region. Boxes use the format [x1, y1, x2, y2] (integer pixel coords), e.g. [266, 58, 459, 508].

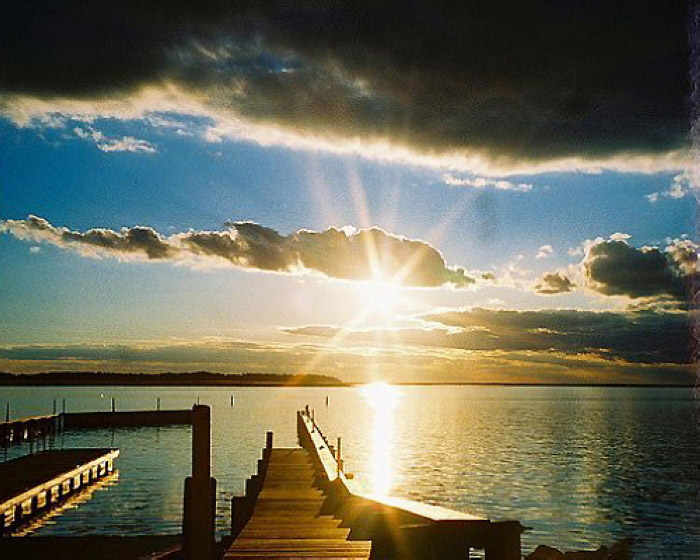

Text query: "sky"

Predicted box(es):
[0, 2, 697, 384]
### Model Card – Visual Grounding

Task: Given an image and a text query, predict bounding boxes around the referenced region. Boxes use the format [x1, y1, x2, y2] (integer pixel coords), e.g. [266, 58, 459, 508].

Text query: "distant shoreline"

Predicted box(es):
[0, 371, 693, 388]
[0, 371, 347, 387]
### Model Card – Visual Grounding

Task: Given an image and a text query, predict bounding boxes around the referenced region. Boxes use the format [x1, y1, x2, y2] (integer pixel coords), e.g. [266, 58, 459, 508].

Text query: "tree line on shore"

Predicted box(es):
[0, 370, 346, 387]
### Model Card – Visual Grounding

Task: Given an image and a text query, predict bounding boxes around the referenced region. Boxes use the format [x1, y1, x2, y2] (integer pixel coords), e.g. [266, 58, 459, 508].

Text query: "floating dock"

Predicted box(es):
[223, 409, 524, 559]
[0, 448, 119, 534]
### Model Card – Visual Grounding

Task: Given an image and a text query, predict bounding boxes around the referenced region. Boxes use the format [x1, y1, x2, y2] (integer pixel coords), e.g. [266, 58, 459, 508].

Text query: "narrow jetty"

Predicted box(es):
[0, 410, 192, 447]
[227, 445, 372, 558]
[62, 410, 192, 429]
[225, 408, 524, 559]
[0, 448, 118, 534]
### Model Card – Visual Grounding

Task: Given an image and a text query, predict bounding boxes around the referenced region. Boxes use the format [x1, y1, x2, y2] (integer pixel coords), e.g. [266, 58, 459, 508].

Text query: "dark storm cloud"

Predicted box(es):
[285, 307, 693, 365]
[535, 272, 575, 295]
[0, 216, 475, 287]
[583, 238, 696, 300]
[0, 2, 690, 164]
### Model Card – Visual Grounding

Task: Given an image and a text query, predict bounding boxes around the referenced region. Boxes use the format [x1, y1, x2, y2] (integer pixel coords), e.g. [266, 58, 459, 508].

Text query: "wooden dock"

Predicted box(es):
[0, 414, 59, 446]
[227, 446, 372, 558]
[62, 409, 192, 429]
[0, 410, 192, 447]
[0, 448, 119, 534]
[224, 409, 524, 559]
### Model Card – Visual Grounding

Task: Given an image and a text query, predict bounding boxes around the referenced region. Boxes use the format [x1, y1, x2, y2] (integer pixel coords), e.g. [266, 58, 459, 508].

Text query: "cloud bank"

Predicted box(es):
[0, 215, 475, 288]
[1, 331, 693, 385]
[0, 2, 691, 174]
[286, 307, 693, 367]
[582, 237, 696, 300]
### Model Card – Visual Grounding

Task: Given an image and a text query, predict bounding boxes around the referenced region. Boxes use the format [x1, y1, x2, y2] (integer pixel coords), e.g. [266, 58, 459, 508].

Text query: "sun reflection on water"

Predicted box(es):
[361, 382, 400, 496]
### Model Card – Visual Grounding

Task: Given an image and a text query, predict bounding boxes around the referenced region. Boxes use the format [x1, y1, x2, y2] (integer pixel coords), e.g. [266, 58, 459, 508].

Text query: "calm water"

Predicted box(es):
[1, 385, 698, 557]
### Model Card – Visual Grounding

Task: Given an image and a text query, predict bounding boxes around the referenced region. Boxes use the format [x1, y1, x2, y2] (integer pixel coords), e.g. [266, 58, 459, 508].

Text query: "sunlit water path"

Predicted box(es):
[1, 385, 698, 556]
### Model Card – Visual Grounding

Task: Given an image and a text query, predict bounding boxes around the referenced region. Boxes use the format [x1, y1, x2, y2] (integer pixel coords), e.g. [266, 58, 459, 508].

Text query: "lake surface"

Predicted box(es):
[1, 385, 698, 557]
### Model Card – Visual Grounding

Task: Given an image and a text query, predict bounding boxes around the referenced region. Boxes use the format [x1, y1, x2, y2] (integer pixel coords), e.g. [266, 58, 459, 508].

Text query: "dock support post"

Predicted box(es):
[264, 431, 273, 462]
[484, 520, 523, 560]
[337, 437, 343, 476]
[183, 404, 216, 560]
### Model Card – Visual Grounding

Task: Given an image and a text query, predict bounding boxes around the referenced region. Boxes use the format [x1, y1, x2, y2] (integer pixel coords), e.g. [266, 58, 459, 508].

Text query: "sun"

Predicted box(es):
[357, 277, 403, 319]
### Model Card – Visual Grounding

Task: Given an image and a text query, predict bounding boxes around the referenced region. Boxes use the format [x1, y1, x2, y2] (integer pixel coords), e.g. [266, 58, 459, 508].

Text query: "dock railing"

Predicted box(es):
[297, 407, 525, 560]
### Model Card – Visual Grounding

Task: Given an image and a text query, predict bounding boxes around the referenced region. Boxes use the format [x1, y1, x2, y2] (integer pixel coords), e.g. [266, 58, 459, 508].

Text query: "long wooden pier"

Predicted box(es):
[1, 409, 192, 447]
[227, 446, 372, 558]
[0, 414, 60, 446]
[225, 408, 524, 560]
[0, 448, 119, 534]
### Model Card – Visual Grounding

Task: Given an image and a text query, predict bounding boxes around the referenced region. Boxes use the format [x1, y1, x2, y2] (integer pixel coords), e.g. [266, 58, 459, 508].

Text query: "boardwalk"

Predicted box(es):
[0, 448, 118, 533]
[225, 447, 371, 559]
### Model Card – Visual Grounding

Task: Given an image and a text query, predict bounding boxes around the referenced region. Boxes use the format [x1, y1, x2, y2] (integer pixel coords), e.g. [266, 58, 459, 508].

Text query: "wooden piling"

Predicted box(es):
[182, 405, 216, 560]
[265, 431, 273, 459]
[337, 437, 342, 477]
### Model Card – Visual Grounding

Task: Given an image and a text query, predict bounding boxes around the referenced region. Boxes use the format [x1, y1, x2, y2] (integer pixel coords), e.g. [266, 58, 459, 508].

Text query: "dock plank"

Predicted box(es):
[226, 448, 371, 559]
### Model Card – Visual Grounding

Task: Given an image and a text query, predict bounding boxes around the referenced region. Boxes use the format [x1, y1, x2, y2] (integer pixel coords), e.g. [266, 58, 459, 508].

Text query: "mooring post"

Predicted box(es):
[53, 399, 57, 415]
[264, 431, 273, 462]
[484, 520, 523, 560]
[111, 397, 116, 413]
[5, 403, 9, 422]
[157, 397, 161, 411]
[183, 404, 216, 560]
[337, 436, 342, 476]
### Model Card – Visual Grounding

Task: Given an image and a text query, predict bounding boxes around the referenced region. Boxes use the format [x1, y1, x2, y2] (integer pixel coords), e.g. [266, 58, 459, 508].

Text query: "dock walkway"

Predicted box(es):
[0, 448, 118, 534]
[225, 447, 371, 559]
[222, 409, 524, 559]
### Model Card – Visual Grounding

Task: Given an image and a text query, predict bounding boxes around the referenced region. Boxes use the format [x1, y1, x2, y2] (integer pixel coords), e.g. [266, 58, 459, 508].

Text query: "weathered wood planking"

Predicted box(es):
[0, 448, 119, 534]
[226, 448, 372, 559]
